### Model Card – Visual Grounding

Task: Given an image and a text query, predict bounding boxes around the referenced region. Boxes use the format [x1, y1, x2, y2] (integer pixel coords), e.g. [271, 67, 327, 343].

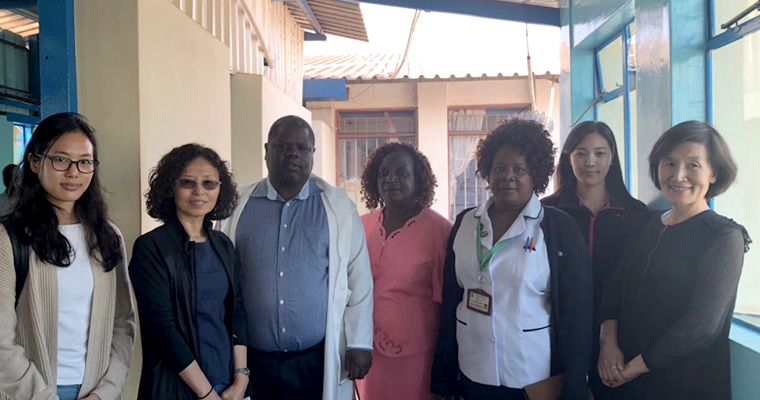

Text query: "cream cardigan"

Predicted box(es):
[0, 224, 135, 400]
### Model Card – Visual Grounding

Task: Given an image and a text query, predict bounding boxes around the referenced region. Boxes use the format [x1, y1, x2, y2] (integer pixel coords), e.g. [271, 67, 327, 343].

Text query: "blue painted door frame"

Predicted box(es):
[38, 0, 77, 117]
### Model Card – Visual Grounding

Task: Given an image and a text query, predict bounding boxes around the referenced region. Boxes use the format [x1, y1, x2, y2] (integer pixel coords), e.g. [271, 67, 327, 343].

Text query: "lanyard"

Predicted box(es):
[476, 222, 508, 277]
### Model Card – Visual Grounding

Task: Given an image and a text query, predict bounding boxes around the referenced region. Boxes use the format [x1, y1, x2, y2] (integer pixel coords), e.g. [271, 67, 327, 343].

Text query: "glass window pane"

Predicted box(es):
[596, 95, 627, 185]
[714, 0, 759, 35]
[448, 134, 488, 219]
[597, 36, 624, 93]
[711, 31, 760, 315]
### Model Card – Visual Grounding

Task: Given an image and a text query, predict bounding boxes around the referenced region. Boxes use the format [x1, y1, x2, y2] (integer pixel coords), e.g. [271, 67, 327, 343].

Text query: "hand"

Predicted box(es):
[78, 394, 101, 400]
[344, 349, 372, 380]
[220, 374, 249, 400]
[618, 355, 649, 385]
[205, 390, 223, 400]
[598, 341, 626, 387]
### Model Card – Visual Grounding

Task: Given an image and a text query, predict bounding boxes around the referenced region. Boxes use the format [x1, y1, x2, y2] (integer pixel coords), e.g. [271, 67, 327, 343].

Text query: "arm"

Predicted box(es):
[221, 345, 249, 400]
[128, 237, 216, 398]
[556, 219, 593, 400]
[639, 229, 745, 371]
[431, 220, 453, 304]
[597, 320, 626, 387]
[431, 212, 466, 396]
[0, 228, 57, 399]
[89, 232, 137, 400]
[342, 211, 374, 378]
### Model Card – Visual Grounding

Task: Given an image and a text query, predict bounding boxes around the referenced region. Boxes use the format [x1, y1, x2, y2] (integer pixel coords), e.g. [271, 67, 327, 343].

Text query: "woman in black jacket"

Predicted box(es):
[597, 121, 750, 399]
[431, 115, 592, 400]
[542, 121, 646, 399]
[130, 144, 248, 400]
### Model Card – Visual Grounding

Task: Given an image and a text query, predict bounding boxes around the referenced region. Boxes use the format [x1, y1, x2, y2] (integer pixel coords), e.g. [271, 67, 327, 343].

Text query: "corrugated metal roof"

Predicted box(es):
[304, 54, 558, 81]
[0, 9, 38, 37]
[287, 0, 368, 41]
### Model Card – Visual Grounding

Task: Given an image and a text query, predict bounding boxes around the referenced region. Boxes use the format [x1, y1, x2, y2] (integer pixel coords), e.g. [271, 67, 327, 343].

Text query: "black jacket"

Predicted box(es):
[129, 217, 248, 399]
[542, 190, 647, 322]
[598, 211, 750, 400]
[431, 206, 592, 399]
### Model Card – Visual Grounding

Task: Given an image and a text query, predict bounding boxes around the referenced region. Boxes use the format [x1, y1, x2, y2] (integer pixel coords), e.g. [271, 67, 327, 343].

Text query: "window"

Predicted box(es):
[448, 107, 527, 219]
[708, 0, 760, 325]
[12, 123, 33, 164]
[337, 110, 417, 213]
[594, 22, 638, 197]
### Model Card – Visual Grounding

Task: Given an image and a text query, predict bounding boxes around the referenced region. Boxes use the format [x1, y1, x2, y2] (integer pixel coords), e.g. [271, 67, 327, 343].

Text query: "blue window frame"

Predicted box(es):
[593, 22, 635, 192]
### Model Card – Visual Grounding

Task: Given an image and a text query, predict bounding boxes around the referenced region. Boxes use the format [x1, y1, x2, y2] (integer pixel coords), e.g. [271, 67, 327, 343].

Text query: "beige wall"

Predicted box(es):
[76, 0, 141, 251]
[312, 119, 336, 185]
[308, 77, 561, 218]
[138, 0, 232, 232]
[230, 73, 311, 186]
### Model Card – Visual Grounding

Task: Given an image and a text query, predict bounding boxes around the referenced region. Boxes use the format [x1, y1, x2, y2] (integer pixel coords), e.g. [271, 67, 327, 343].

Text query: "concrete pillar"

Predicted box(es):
[417, 81, 449, 217]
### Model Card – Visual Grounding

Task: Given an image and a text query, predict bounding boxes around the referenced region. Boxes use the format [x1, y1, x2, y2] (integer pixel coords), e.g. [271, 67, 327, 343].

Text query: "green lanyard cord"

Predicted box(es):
[476, 221, 508, 274]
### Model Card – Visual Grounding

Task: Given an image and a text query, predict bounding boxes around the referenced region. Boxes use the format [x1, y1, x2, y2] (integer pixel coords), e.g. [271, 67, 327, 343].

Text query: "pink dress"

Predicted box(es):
[357, 208, 452, 400]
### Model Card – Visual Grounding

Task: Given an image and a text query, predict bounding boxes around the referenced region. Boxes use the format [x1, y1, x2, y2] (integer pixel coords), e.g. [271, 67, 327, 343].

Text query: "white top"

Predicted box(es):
[454, 194, 551, 388]
[56, 224, 94, 385]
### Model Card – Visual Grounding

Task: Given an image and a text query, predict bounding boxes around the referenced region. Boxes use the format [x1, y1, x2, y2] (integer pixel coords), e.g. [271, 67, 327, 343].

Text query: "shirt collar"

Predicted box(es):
[252, 177, 321, 201]
[474, 193, 542, 220]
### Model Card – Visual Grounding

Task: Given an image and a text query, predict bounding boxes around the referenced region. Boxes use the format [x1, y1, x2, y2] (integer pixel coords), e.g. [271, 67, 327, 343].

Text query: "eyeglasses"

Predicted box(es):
[36, 154, 99, 174]
[176, 178, 221, 190]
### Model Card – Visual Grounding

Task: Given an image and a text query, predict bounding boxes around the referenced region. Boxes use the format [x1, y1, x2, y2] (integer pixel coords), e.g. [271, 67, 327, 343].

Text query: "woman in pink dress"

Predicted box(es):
[356, 142, 452, 400]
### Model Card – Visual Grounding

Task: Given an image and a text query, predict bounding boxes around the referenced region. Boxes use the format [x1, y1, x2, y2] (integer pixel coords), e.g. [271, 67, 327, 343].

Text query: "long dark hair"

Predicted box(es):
[546, 121, 635, 203]
[8, 112, 123, 271]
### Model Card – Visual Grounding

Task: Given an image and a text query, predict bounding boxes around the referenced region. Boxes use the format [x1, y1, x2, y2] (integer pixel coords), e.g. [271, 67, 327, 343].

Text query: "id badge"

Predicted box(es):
[466, 288, 492, 315]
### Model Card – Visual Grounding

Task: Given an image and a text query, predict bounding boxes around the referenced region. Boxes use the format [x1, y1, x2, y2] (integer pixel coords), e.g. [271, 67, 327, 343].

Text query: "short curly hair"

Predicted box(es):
[361, 142, 437, 209]
[476, 118, 556, 194]
[146, 143, 238, 222]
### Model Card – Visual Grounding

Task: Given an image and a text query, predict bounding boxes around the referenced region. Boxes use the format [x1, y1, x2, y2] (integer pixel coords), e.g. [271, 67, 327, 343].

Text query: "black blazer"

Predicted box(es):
[129, 217, 248, 399]
[431, 205, 592, 400]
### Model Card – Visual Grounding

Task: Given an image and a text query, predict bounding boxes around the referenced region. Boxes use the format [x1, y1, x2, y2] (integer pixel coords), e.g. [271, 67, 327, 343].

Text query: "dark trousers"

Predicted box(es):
[461, 373, 524, 400]
[248, 341, 325, 400]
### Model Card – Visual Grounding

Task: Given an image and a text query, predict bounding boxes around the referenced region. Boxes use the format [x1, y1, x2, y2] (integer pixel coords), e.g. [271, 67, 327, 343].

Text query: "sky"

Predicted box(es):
[303, 3, 561, 76]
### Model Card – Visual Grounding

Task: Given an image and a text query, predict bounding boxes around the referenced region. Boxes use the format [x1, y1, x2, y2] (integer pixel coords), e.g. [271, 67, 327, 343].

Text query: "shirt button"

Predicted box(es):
[279, 300, 284, 305]
[281, 247, 285, 252]
[282, 327, 287, 333]
[279, 271, 284, 277]
[283, 224, 288, 228]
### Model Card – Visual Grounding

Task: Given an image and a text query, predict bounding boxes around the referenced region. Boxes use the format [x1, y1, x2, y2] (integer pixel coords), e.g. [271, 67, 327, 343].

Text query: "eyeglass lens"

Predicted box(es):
[177, 178, 220, 190]
[46, 155, 97, 173]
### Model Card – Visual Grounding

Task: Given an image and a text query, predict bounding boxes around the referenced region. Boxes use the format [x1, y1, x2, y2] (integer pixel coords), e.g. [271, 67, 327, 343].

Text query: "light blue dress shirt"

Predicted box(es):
[235, 178, 329, 352]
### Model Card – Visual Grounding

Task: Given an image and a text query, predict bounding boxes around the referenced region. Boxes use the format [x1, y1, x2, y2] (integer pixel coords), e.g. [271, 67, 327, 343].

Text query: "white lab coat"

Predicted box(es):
[217, 175, 374, 400]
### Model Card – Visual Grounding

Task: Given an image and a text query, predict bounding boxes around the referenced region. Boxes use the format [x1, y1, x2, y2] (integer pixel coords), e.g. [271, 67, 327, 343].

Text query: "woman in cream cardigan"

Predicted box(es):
[0, 113, 135, 400]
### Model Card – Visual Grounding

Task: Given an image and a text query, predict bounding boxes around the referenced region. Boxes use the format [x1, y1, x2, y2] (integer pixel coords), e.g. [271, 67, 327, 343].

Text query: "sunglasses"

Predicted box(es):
[176, 178, 221, 190]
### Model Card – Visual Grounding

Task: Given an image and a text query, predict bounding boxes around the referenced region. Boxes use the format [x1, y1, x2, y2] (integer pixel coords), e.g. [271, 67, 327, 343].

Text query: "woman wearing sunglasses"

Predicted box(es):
[129, 144, 249, 400]
[0, 113, 134, 400]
